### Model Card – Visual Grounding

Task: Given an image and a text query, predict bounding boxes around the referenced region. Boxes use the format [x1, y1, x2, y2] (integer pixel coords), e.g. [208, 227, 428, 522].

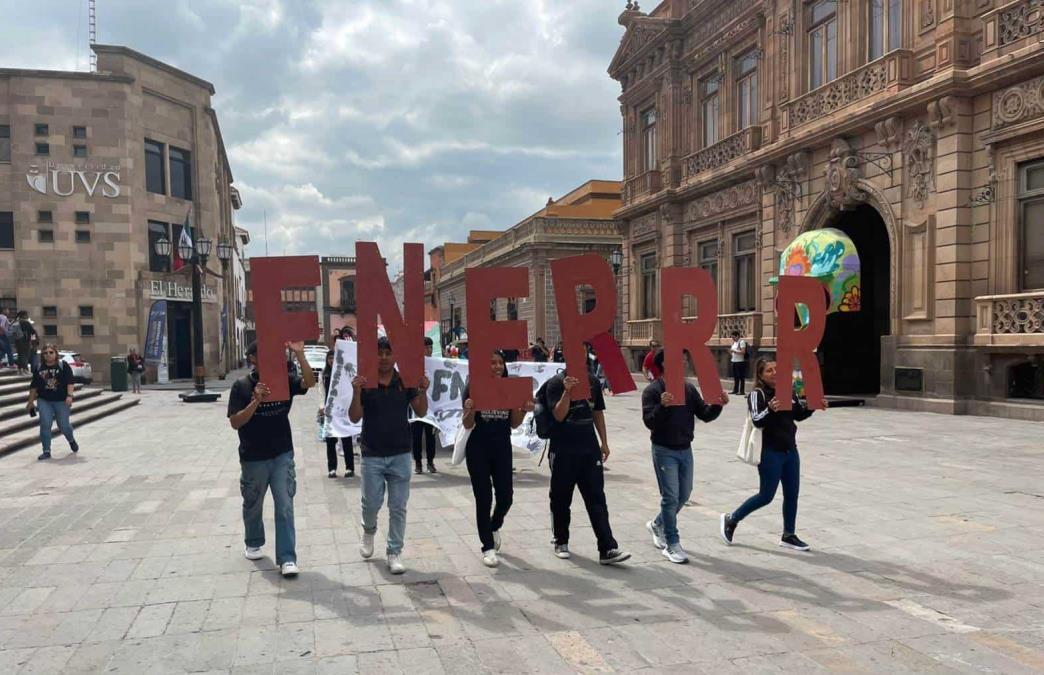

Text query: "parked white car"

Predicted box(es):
[303, 346, 328, 375]
[59, 351, 93, 384]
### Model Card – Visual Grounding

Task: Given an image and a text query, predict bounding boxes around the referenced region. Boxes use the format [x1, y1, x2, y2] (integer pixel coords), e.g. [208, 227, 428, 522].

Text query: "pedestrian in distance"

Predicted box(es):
[729, 330, 750, 396]
[641, 349, 729, 563]
[349, 337, 431, 575]
[27, 343, 79, 460]
[0, 307, 16, 369]
[228, 341, 316, 577]
[552, 342, 564, 363]
[411, 337, 438, 475]
[321, 349, 354, 478]
[721, 358, 823, 552]
[11, 310, 38, 376]
[127, 348, 145, 394]
[642, 338, 662, 382]
[537, 370, 631, 565]
[530, 338, 549, 363]
[461, 350, 534, 568]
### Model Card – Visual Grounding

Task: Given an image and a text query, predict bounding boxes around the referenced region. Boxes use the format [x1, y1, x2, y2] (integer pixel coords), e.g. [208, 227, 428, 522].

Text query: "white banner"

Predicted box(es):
[321, 340, 564, 456]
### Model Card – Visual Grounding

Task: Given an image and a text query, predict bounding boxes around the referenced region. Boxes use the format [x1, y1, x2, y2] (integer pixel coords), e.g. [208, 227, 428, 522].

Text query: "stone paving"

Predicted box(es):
[0, 384, 1043, 673]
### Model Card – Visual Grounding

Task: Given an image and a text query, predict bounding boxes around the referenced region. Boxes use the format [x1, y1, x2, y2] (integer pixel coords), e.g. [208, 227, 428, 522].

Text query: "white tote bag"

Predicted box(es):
[451, 425, 472, 466]
[736, 394, 763, 466]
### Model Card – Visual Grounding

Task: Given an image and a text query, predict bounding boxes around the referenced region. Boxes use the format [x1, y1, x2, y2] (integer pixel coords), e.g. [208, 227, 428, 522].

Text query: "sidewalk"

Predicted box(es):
[0, 387, 1043, 673]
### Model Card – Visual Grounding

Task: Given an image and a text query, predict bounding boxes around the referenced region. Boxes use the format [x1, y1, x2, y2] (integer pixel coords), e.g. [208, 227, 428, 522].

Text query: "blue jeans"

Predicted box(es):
[240, 451, 297, 565]
[651, 444, 693, 546]
[0, 334, 14, 366]
[38, 399, 76, 453]
[731, 448, 801, 535]
[361, 453, 413, 555]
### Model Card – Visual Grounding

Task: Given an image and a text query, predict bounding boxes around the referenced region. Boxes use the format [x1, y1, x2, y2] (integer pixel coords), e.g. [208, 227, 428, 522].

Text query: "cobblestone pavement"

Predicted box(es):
[1, 385, 1043, 674]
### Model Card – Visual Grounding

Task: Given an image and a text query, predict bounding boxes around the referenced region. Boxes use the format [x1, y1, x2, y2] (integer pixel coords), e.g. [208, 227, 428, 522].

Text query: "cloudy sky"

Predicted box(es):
[3, 0, 627, 270]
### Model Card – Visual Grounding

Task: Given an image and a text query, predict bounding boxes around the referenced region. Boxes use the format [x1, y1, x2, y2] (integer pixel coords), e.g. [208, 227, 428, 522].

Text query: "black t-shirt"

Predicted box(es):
[462, 383, 513, 453]
[531, 347, 548, 363]
[359, 374, 419, 457]
[227, 371, 307, 462]
[542, 373, 605, 455]
[31, 361, 73, 402]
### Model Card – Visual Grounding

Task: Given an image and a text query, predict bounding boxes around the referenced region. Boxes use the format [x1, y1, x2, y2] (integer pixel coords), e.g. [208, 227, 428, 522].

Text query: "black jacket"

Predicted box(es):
[748, 385, 814, 452]
[642, 379, 723, 449]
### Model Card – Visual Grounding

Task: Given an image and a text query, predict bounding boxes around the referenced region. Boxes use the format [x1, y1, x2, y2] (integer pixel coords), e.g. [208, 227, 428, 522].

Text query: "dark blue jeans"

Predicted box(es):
[731, 447, 800, 535]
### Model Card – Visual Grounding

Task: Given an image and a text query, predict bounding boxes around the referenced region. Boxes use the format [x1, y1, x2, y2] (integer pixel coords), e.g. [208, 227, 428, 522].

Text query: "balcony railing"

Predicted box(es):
[683, 127, 762, 181]
[782, 50, 913, 131]
[983, 0, 1044, 60]
[623, 169, 662, 205]
[624, 318, 663, 346]
[975, 292, 1044, 346]
[680, 311, 762, 345]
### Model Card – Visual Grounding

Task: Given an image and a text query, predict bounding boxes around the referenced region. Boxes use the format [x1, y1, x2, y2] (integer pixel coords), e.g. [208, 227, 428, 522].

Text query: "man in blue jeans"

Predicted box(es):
[640, 350, 728, 563]
[0, 308, 16, 368]
[228, 340, 315, 578]
[349, 337, 429, 575]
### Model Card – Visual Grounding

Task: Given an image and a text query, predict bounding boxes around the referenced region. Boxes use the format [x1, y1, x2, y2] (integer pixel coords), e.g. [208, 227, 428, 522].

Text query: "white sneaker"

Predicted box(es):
[244, 546, 263, 560]
[280, 561, 299, 577]
[662, 545, 689, 564]
[388, 554, 406, 575]
[360, 532, 375, 559]
[482, 550, 499, 568]
[493, 530, 502, 552]
[646, 520, 667, 550]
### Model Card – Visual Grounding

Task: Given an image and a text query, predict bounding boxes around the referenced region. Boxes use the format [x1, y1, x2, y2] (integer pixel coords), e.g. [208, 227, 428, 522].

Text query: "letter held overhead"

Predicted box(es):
[465, 267, 534, 410]
[661, 267, 723, 405]
[776, 276, 827, 410]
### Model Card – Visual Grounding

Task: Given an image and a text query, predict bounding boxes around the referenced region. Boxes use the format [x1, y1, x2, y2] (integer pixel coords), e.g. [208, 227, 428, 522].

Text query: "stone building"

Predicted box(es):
[319, 256, 358, 342]
[436, 180, 624, 350]
[609, 0, 1044, 418]
[0, 44, 242, 383]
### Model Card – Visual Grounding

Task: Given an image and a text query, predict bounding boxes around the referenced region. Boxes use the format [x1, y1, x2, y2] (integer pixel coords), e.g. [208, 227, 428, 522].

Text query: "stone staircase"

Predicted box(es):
[0, 368, 140, 456]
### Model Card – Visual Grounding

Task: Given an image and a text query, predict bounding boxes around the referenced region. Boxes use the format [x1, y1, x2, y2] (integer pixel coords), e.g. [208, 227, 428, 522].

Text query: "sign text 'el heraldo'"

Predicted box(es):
[249, 243, 829, 410]
[26, 161, 122, 198]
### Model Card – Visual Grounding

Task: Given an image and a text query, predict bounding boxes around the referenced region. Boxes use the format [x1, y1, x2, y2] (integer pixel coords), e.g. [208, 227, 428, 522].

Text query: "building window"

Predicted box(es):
[701, 76, 721, 147]
[35, 142, 50, 156]
[80, 324, 94, 337]
[698, 239, 719, 286]
[35, 123, 48, 136]
[74, 145, 88, 158]
[489, 300, 497, 320]
[169, 146, 192, 200]
[75, 211, 90, 225]
[452, 306, 463, 330]
[869, 0, 903, 61]
[1019, 159, 1044, 290]
[639, 251, 658, 319]
[507, 297, 518, 321]
[641, 109, 657, 173]
[73, 126, 87, 139]
[736, 51, 759, 130]
[145, 139, 166, 195]
[0, 125, 9, 163]
[148, 220, 171, 273]
[43, 325, 58, 337]
[809, 0, 838, 89]
[42, 306, 58, 319]
[0, 212, 12, 249]
[38, 230, 54, 243]
[733, 231, 758, 312]
[38, 210, 53, 224]
[340, 278, 356, 312]
[75, 230, 91, 244]
[79, 306, 94, 319]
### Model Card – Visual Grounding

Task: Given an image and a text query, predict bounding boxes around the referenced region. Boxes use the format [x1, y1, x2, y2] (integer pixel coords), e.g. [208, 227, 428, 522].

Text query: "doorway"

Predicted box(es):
[818, 204, 891, 395]
[167, 302, 193, 380]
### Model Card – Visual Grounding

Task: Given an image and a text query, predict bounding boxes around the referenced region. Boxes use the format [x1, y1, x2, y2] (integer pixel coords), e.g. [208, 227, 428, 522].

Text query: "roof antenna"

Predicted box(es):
[88, 0, 97, 73]
[264, 209, 270, 256]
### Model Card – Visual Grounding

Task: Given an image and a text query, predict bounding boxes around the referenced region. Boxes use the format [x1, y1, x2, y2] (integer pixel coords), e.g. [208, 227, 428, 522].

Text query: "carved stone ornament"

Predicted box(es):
[927, 96, 956, 130]
[659, 202, 676, 226]
[998, 0, 1044, 46]
[904, 121, 936, 208]
[685, 180, 759, 222]
[755, 164, 776, 191]
[825, 138, 867, 210]
[764, 152, 810, 234]
[631, 211, 660, 239]
[874, 116, 903, 151]
[993, 74, 1044, 130]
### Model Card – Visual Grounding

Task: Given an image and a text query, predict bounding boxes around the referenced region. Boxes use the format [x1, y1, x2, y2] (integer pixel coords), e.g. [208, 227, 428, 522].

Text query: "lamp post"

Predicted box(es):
[610, 248, 624, 340]
[216, 240, 234, 375]
[153, 234, 222, 402]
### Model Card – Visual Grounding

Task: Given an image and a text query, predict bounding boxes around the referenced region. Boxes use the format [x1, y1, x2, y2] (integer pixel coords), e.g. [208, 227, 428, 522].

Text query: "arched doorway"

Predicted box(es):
[818, 204, 891, 395]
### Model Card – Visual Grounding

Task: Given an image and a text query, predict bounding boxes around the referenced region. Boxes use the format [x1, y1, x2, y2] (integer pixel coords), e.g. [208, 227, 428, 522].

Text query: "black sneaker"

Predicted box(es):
[599, 549, 631, 565]
[328, 470, 337, 478]
[414, 464, 423, 475]
[780, 534, 810, 551]
[37, 452, 51, 461]
[427, 462, 437, 474]
[345, 470, 355, 478]
[70, 441, 79, 454]
[720, 513, 736, 546]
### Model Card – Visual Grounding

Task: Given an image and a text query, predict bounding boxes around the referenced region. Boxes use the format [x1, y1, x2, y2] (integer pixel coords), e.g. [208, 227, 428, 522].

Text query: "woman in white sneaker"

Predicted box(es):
[461, 351, 533, 568]
[720, 358, 821, 551]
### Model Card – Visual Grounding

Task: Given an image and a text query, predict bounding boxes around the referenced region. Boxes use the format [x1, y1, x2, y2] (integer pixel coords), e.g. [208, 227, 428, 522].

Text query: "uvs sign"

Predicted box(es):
[26, 162, 122, 198]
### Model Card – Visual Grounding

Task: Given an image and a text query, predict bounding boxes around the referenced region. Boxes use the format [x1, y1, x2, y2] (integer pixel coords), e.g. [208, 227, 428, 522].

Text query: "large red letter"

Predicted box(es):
[356, 242, 424, 387]
[550, 254, 635, 400]
[250, 256, 321, 401]
[465, 267, 533, 410]
[776, 276, 827, 410]
[661, 267, 723, 405]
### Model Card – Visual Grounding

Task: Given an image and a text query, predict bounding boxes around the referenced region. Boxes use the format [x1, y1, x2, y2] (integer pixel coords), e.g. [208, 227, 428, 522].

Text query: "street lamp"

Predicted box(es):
[215, 240, 234, 375]
[154, 231, 221, 403]
[610, 248, 623, 275]
[216, 239, 233, 264]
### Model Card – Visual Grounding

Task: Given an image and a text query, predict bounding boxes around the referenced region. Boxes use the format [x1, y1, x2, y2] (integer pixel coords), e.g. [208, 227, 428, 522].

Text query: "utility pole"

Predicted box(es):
[88, 0, 97, 73]
[263, 209, 269, 255]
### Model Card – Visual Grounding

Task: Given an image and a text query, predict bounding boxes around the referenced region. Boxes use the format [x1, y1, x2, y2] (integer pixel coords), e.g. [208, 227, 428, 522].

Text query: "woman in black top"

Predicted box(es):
[320, 349, 354, 478]
[127, 348, 145, 394]
[26, 343, 78, 460]
[720, 358, 821, 551]
[461, 351, 534, 568]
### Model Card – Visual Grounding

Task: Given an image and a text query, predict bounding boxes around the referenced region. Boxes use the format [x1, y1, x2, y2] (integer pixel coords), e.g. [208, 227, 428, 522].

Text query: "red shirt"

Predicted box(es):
[642, 350, 662, 380]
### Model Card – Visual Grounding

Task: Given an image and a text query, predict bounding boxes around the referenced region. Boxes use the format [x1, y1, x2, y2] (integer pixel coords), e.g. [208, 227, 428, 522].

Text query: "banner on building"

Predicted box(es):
[144, 300, 167, 364]
[322, 339, 562, 455]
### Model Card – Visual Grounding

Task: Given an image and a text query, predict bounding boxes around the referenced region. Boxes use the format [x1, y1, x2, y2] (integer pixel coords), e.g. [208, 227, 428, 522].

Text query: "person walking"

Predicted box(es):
[411, 337, 438, 475]
[0, 307, 16, 369]
[27, 344, 79, 460]
[461, 351, 533, 568]
[127, 348, 145, 394]
[349, 337, 430, 575]
[642, 339, 662, 382]
[552, 342, 564, 363]
[228, 341, 315, 577]
[729, 331, 750, 395]
[539, 370, 631, 565]
[321, 349, 354, 478]
[720, 358, 820, 552]
[12, 311, 38, 376]
[530, 338, 549, 363]
[642, 350, 729, 563]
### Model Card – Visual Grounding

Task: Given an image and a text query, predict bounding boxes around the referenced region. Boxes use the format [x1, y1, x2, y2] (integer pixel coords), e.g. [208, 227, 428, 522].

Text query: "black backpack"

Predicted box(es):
[533, 380, 556, 440]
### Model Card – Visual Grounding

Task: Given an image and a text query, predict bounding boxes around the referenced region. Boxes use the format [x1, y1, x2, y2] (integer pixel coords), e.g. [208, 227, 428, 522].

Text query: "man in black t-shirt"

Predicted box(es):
[228, 340, 315, 578]
[411, 337, 438, 475]
[542, 372, 631, 565]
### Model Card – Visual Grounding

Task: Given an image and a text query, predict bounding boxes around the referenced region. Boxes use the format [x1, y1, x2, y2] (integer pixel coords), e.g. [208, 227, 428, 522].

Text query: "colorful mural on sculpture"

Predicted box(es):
[771, 228, 862, 326]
